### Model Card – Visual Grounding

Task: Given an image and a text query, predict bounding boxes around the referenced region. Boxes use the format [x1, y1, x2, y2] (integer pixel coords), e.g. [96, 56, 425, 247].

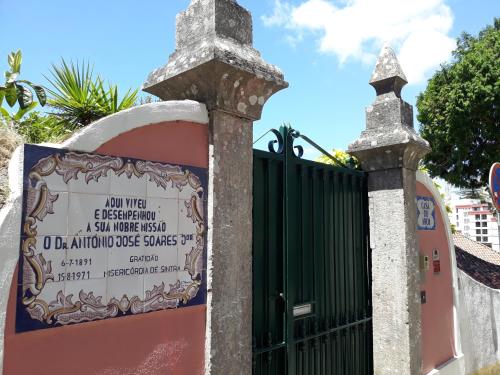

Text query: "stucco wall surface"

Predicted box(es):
[0, 101, 209, 375]
[416, 181, 457, 373]
[458, 269, 500, 375]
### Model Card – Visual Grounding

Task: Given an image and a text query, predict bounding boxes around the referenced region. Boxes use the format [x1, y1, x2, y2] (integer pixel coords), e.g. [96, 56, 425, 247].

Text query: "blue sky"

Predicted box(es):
[1, 0, 498, 158]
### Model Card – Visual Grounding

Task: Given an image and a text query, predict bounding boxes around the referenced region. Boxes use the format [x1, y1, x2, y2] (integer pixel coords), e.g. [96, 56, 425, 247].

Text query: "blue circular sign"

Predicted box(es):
[490, 162, 500, 211]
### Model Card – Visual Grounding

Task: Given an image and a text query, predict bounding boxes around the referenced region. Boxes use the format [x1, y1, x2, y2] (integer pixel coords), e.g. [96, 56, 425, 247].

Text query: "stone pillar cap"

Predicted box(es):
[142, 0, 288, 121]
[348, 44, 430, 171]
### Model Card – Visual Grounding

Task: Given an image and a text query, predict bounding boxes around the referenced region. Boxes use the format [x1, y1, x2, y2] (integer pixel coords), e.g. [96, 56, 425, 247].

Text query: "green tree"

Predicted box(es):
[0, 50, 47, 122]
[46, 60, 138, 127]
[417, 19, 500, 189]
[316, 149, 359, 169]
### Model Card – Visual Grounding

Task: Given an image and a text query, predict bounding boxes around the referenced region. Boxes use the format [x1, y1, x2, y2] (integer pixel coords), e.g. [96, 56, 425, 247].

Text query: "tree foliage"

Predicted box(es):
[417, 19, 500, 189]
[14, 111, 73, 144]
[316, 149, 360, 169]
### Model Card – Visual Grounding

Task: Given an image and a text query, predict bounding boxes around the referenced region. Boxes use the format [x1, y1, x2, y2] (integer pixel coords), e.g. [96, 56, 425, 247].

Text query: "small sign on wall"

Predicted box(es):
[432, 249, 441, 274]
[416, 196, 436, 230]
[17, 145, 208, 332]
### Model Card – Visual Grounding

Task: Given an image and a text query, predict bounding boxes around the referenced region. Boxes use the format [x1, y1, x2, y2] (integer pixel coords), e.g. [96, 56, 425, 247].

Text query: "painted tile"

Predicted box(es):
[29, 191, 69, 236]
[178, 184, 196, 200]
[107, 275, 145, 314]
[143, 197, 179, 234]
[143, 272, 179, 313]
[64, 278, 108, 318]
[68, 193, 110, 236]
[33, 280, 65, 308]
[146, 176, 179, 199]
[66, 239, 107, 280]
[144, 239, 179, 282]
[178, 199, 200, 265]
[17, 145, 208, 332]
[68, 172, 110, 195]
[41, 172, 70, 193]
[109, 171, 147, 197]
[107, 244, 144, 275]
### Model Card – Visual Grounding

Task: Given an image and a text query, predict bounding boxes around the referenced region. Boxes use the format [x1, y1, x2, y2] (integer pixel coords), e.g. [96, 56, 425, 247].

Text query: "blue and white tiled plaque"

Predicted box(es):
[17, 144, 207, 332]
[416, 196, 436, 231]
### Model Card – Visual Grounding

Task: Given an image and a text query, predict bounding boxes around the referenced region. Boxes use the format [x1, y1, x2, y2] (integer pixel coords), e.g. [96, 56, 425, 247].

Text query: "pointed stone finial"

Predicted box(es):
[369, 45, 408, 99]
[142, 0, 288, 121]
[348, 43, 430, 172]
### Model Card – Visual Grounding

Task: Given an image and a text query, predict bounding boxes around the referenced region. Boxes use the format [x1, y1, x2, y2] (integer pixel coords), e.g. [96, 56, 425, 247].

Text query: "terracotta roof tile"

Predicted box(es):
[453, 233, 500, 265]
[453, 233, 500, 289]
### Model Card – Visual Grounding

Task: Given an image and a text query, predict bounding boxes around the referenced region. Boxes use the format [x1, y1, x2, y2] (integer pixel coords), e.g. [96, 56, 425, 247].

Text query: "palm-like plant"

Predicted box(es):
[46, 60, 138, 127]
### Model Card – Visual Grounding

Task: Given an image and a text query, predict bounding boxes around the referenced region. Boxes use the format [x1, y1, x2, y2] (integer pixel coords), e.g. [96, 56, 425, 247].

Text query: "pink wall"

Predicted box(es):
[417, 182, 456, 374]
[4, 120, 208, 375]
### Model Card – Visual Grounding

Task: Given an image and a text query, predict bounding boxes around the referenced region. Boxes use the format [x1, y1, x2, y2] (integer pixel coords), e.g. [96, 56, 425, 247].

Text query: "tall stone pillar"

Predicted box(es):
[143, 1, 288, 374]
[348, 46, 430, 375]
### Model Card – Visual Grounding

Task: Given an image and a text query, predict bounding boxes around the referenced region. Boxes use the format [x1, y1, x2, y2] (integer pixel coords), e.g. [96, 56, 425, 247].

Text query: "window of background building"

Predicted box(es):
[482, 222, 487, 227]
[483, 237, 488, 242]
[476, 229, 481, 234]
[482, 229, 488, 234]
[476, 236, 481, 241]
[481, 214, 487, 220]
[475, 214, 480, 219]
[476, 222, 481, 227]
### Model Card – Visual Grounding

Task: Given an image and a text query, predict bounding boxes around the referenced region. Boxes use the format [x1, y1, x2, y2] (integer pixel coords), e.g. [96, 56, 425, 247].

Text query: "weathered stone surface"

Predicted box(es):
[143, 0, 288, 121]
[349, 45, 430, 171]
[349, 45, 429, 375]
[205, 111, 253, 375]
[176, 0, 253, 48]
[369, 44, 408, 98]
[143, 1, 287, 374]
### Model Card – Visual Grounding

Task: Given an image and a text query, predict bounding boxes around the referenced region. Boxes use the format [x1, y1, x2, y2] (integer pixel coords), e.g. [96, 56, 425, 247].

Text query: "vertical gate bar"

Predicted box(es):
[327, 171, 334, 375]
[348, 174, 355, 374]
[322, 170, 329, 375]
[263, 159, 270, 372]
[352, 175, 360, 375]
[339, 172, 346, 326]
[313, 167, 323, 375]
[284, 126, 296, 375]
[253, 157, 264, 363]
[341, 172, 349, 373]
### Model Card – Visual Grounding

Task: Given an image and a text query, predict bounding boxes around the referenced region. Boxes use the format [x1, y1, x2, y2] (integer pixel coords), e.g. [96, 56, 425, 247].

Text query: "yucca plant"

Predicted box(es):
[46, 59, 138, 128]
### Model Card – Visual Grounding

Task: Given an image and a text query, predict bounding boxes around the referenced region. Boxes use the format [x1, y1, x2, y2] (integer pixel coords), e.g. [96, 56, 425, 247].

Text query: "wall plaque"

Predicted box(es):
[417, 196, 436, 231]
[16, 145, 207, 332]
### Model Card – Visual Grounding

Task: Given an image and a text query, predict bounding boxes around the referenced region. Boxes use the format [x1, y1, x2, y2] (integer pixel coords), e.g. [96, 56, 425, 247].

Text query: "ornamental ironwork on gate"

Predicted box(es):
[252, 126, 373, 374]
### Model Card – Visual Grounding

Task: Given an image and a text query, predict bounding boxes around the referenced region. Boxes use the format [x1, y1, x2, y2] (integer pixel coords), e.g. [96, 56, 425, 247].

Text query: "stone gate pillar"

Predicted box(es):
[348, 46, 430, 375]
[143, 1, 288, 373]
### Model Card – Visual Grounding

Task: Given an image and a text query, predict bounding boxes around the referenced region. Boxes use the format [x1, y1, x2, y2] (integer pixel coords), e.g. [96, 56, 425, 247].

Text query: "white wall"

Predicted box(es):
[458, 270, 500, 374]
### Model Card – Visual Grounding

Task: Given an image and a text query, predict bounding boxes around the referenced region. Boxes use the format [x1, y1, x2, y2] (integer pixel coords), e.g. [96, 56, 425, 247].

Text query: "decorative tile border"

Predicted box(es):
[16, 144, 207, 332]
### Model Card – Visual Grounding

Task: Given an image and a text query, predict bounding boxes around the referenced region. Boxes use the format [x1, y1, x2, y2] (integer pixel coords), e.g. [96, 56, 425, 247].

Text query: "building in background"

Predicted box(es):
[451, 199, 500, 252]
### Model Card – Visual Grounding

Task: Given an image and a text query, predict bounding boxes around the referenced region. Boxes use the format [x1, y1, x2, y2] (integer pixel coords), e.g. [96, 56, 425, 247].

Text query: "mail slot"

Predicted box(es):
[293, 303, 313, 317]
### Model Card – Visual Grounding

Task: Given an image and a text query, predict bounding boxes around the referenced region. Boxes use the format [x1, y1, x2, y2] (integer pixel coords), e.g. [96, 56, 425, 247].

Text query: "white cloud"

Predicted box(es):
[262, 0, 456, 84]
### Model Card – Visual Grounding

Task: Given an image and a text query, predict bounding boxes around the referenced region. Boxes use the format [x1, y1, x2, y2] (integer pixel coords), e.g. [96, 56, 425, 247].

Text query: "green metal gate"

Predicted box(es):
[252, 126, 373, 374]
